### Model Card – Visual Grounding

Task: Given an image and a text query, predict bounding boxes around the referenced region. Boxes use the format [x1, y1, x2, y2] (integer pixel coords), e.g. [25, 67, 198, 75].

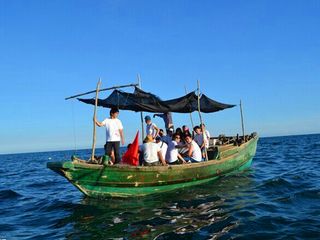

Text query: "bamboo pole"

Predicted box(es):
[196, 80, 208, 161]
[240, 100, 245, 142]
[184, 86, 195, 130]
[65, 83, 138, 100]
[137, 74, 145, 142]
[91, 78, 102, 160]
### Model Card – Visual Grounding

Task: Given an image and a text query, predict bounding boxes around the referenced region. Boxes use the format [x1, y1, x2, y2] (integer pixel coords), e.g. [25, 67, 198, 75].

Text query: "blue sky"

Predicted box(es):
[0, 0, 319, 154]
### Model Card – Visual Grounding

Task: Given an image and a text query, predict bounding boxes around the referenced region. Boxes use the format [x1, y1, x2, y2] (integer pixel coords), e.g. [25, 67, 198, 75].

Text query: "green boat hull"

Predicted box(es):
[47, 136, 258, 198]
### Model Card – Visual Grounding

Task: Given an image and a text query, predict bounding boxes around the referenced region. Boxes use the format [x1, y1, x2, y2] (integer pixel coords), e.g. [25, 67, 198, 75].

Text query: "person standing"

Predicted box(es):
[95, 107, 125, 164]
[145, 115, 160, 139]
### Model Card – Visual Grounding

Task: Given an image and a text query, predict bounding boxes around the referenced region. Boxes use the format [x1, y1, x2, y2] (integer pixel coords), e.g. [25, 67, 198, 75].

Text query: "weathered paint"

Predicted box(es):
[47, 136, 258, 198]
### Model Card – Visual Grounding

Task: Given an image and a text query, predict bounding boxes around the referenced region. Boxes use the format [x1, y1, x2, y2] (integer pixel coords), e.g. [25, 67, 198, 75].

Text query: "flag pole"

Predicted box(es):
[91, 78, 102, 160]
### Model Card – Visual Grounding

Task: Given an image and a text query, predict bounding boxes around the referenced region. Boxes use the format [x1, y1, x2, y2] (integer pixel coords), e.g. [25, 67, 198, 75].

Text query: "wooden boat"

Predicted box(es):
[47, 83, 259, 198]
[47, 134, 258, 198]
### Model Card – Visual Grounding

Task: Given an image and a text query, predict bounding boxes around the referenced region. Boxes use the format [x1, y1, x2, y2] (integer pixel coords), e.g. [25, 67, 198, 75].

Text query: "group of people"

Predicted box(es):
[94, 107, 211, 166]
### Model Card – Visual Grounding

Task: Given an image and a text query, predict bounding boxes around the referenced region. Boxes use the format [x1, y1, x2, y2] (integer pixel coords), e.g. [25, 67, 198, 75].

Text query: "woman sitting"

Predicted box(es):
[166, 133, 186, 165]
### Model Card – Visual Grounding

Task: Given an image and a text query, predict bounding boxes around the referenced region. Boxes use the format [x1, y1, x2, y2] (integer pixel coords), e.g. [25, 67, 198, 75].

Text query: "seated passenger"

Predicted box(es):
[155, 136, 168, 161]
[182, 125, 191, 138]
[162, 127, 174, 144]
[165, 133, 186, 165]
[140, 135, 167, 166]
[183, 134, 203, 163]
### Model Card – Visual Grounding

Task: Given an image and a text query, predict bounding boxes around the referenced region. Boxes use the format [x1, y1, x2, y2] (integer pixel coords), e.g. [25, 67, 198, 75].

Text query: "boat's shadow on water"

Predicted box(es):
[60, 171, 257, 239]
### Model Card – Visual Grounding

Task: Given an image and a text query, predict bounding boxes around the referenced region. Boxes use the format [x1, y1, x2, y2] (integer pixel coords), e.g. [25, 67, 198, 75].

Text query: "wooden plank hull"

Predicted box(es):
[47, 136, 258, 198]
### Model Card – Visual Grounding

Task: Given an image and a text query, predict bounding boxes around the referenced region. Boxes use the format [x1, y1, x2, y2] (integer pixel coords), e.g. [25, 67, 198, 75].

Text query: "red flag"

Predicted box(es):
[122, 131, 139, 166]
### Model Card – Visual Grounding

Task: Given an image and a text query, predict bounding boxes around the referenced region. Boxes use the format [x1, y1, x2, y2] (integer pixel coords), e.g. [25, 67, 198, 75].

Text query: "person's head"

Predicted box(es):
[144, 115, 151, 124]
[184, 134, 193, 144]
[193, 126, 201, 134]
[159, 129, 164, 137]
[167, 127, 174, 135]
[200, 123, 206, 130]
[182, 125, 189, 132]
[110, 107, 119, 118]
[127, 143, 132, 149]
[175, 127, 182, 134]
[155, 136, 161, 143]
[172, 133, 181, 142]
[144, 134, 153, 143]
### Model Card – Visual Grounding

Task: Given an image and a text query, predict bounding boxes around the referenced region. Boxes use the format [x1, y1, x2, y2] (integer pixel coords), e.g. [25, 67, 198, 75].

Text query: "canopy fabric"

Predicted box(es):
[78, 87, 235, 113]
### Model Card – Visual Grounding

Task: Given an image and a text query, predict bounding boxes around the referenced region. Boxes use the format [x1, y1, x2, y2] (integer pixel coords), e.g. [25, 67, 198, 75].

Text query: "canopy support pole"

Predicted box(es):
[137, 74, 145, 142]
[240, 100, 245, 142]
[196, 80, 208, 161]
[185, 86, 195, 130]
[91, 78, 102, 160]
[65, 83, 138, 100]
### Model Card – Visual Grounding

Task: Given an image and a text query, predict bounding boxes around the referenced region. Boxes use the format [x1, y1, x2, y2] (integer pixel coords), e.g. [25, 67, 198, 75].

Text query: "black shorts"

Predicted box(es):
[104, 141, 121, 164]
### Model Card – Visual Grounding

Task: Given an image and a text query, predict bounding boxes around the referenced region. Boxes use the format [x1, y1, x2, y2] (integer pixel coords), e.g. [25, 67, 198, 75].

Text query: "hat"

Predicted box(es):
[144, 115, 151, 121]
[168, 127, 174, 132]
[144, 134, 153, 143]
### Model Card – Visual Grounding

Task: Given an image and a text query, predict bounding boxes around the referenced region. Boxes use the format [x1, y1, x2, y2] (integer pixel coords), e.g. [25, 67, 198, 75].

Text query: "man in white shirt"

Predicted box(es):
[140, 135, 167, 166]
[95, 107, 125, 164]
[184, 134, 202, 163]
[155, 136, 168, 161]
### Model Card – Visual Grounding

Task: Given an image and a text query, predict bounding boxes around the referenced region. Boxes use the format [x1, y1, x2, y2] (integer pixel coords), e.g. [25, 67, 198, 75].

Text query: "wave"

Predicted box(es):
[0, 189, 22, 199]
[259, 177, 293, 189]
[294, 189, 320, 199]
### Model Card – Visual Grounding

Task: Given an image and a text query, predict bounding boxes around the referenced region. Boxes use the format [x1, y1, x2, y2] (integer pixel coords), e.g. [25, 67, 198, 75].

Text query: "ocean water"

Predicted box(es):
[0, 134, 319, 239]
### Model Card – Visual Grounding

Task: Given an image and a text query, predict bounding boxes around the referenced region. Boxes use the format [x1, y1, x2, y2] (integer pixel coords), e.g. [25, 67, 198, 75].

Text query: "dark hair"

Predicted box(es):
[184, 133, 192, 139]
[193, 125, 200, 132]
[110, 107, 119, 115]
[175, 127, 182, 134]
[172, 133, 181, 140]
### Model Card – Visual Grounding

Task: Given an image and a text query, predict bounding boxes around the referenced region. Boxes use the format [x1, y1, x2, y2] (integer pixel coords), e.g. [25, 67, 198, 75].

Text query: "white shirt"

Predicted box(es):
[141, 142, 160, 163]
[190, 140, 202, 162]
[146, 123, 157, 138]
[166, 140, 179, 163]
[157, 141, 168, 160]
[101, 118, 123, 142]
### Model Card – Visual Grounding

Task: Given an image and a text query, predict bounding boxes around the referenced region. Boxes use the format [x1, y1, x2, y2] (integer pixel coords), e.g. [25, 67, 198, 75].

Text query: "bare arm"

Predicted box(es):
[94, 118, 104, 127]
[177, 153, 186, 163]
[153, 125, 160, 139]
[119, 129, 125, 145]
[187, 144, 193, 157]
[158, 151, 167, 166]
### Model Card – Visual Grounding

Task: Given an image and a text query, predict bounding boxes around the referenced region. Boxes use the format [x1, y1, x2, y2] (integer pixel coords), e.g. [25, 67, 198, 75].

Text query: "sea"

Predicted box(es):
[0, 134, 319, 240]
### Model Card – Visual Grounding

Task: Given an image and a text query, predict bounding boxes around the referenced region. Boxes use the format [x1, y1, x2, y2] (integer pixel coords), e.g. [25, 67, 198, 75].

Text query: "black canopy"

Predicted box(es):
[78, 87, 235, 113]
